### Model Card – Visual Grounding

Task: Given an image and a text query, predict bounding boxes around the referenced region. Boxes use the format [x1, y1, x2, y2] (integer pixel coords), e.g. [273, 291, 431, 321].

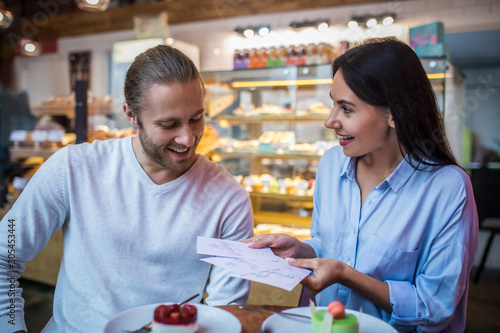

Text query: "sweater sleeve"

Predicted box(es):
[204, 190, 254, 306]
[0, 149, 68, 331]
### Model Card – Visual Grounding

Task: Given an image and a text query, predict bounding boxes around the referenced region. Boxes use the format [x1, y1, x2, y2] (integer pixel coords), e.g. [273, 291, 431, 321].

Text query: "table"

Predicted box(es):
[217, 305, 292, 333]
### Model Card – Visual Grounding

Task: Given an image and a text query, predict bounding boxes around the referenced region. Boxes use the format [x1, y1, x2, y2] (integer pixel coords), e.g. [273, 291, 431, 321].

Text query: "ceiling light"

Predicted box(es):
[235, 25, 271, 38]
[382, 16, 394, 26]
[74, 0, 110, 12]
[0, 7, 13, 29]
[347, 20, 358, 29]
[350, 12, 396, 29]
[258, 26, 269, 37]
[243, 29, 254, 38]
[20, 38, 41, 56]
[317, 22, 329, 32]
[289, 19, 330, 31]
[366, 18, 377, 28]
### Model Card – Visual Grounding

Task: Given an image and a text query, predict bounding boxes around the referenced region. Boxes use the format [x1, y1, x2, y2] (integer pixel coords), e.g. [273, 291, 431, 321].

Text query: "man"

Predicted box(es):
[0, 45, 253, 332]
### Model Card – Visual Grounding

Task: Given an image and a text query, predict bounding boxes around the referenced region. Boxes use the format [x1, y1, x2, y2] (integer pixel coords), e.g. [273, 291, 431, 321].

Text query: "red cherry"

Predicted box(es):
[154, 304, 198, 325]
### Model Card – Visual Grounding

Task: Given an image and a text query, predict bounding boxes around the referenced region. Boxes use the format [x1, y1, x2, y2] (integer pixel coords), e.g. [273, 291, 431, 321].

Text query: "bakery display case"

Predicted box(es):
[420, 58, 466, 165]
[202, 58, 467, 232]
[201, 64, 338, 231]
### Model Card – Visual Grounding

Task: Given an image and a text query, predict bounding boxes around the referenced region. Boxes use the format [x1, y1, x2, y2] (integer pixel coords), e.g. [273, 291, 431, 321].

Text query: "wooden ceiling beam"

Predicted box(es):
[29, 0, 390, 41]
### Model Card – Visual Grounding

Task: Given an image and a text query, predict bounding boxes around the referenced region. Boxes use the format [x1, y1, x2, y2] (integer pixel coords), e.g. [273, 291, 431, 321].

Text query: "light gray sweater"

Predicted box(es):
[0, 137, 253, 332]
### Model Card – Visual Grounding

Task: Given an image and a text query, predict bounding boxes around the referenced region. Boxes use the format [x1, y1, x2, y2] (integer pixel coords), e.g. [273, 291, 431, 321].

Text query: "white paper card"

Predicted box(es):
[197, 236, 275, 258]
[197, 236, 310, 291]
[47, 130, 65, 142]
[9, 130, 28, 142]
[32, 130, 48, 142]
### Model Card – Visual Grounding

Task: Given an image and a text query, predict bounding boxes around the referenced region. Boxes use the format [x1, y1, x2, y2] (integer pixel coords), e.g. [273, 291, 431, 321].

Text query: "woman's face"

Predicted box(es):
[325, 70, 396, 158]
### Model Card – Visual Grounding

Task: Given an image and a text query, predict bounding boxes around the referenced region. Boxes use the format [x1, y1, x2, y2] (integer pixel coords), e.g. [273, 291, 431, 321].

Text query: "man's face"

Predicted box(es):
[128, 81, 205, 177]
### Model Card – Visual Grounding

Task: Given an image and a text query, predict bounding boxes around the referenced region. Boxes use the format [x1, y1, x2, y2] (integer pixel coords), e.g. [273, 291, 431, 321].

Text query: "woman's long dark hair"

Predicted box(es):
[332, 38, 457, 167]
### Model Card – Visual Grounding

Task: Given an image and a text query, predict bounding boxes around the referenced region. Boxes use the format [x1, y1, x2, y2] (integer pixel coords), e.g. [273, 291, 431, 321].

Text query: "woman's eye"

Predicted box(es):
[343, 107, 351, 113]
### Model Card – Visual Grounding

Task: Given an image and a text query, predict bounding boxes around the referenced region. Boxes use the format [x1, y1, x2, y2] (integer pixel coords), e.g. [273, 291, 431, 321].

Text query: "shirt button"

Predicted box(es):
[352, 229, 356, 235]
[346, 260, 352, 266]
[368, 200, 372, 205]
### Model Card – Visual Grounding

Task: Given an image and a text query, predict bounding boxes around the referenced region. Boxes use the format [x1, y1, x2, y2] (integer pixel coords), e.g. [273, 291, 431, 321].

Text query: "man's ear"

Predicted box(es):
[123, 103, 138, 128]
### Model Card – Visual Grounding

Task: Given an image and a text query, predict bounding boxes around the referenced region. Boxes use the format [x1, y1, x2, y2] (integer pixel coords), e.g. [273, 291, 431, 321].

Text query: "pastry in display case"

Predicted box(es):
[202, 57, 467, 232]
[202, 64, 338, 230]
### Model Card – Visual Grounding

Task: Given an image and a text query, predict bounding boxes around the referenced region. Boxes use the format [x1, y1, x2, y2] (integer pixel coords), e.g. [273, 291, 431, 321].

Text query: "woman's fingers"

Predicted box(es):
[241, 233, 293, 249]
[287, 258, 317, 270]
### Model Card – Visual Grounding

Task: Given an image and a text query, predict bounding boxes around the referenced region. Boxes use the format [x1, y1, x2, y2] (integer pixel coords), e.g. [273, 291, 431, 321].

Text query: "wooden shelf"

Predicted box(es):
[218, 113, 328, 125]
[215, 149, 323, 160]
[31, 105, 113, 119]
[249, 192, 313, 201]
[9, 146, 59, 160]
[253, 211, 311, 228]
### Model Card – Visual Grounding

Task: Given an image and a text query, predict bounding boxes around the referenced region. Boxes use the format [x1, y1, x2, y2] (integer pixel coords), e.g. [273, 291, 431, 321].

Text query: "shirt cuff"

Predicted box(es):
[303, 237, 322, 258]
[387, 279, 417, 320]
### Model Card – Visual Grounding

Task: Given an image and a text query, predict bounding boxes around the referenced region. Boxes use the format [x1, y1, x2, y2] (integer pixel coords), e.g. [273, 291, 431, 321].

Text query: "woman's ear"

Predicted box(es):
[387, 110, 395, 128]
[389, 116, 395, 128]
[123, 103, 138, 128]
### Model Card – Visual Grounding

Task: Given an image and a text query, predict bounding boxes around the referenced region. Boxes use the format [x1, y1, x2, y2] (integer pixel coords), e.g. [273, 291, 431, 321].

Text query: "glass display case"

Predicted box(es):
[202, 59, 467, 231]
[420, 57, 467, 165]
[201, 64, 338, 230]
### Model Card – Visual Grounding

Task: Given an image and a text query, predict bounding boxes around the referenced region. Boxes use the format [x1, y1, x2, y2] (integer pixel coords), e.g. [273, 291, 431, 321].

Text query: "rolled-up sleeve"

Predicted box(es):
[387, 182, 478, 332]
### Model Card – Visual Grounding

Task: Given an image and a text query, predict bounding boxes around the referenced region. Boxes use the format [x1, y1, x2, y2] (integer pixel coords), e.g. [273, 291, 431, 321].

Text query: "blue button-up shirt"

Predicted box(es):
[305, 146, 478, 332]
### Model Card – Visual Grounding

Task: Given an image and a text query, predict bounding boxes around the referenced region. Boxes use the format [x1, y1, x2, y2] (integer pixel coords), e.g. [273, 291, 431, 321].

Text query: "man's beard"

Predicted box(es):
[137, 124, 200, 174]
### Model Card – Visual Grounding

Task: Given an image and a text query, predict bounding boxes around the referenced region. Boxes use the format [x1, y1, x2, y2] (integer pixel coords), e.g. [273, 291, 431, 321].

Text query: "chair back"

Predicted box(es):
[470, 168, 500, 223]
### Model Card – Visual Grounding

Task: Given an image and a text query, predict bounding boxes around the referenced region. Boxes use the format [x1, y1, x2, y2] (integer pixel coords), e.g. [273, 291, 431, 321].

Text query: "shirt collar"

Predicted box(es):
[340, 154, 417, 193]
[385, 155, 418, 193]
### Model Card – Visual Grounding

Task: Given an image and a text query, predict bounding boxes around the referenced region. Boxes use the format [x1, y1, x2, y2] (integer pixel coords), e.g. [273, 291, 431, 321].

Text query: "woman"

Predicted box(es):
[244, 38, 478, 332]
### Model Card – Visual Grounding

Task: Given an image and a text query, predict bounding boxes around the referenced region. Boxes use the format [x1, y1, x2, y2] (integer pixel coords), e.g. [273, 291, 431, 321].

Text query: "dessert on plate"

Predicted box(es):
[311, 301, 359, 333]
[152, 303, 199, 333]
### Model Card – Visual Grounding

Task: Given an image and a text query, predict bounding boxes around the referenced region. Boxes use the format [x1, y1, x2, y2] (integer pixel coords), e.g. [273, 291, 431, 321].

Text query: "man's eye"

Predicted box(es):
[161, 123, 177, 129]
[190, 114, 203, 122]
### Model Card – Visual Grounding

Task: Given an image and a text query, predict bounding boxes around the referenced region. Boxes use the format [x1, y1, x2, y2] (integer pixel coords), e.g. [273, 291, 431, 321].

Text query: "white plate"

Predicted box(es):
[261, 307, 397, 333]
[105, 303, 241, 333]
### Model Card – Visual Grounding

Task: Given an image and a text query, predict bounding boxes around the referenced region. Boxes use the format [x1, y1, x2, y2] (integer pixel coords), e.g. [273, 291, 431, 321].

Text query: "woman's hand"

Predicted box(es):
[241, 233, 316, 259]
[289, 258, 393, 314]
[288, 258, 348, 295]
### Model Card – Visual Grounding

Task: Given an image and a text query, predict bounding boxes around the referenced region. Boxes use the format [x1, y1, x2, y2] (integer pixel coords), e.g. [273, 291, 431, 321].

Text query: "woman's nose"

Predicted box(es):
[324, 108, 340, 129]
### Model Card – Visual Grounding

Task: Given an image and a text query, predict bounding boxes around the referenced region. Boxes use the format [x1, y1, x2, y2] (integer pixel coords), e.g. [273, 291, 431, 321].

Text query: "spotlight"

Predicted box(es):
[0, 7, 13, 29]
[74, 0, 110, 12]
[289, 19, 330, 31]
[235, 25, 271, 38]
[382, 16, 394, 26]
[243, 29, 254, 38]
[366, 18, 377, 28]
[317, 22, 329, 32]
[19, 38, 41, 56]
[349, 13, 396, 29]
[258, 26, 269, 37]
[347, 20, 358, 29]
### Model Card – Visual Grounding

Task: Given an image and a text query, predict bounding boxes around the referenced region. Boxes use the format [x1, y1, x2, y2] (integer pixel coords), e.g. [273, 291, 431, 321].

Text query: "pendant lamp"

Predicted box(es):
[0, 6, 13, 29]
[75, 0, 110, 12]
